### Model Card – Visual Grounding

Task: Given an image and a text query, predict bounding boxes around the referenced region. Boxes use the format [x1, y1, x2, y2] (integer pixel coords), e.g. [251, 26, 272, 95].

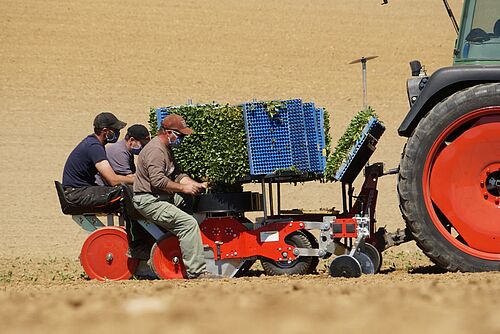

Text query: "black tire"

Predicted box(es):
[398, 83, 500, 272]
[260, 231, 315, 276]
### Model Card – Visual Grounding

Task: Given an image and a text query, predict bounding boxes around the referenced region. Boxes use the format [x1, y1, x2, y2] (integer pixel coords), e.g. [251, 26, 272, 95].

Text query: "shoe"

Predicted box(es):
[192, 271, 223, 279]
[126, 243, 151, 260]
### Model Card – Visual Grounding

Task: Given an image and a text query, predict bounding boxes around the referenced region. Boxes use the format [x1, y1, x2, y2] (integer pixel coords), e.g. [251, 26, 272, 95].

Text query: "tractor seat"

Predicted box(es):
[494, 19, 500, 36]
[54, 181, 121, 216]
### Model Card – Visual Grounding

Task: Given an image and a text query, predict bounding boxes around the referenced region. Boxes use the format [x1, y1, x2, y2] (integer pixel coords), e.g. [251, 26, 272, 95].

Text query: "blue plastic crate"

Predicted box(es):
[334, 116, 385, 182]
[283, 99, 310, 172]
[155, 107, 170, 129]
[303, 103, 322, 173]
[315, 108, 327, 172]
[243, 102, 294, 175]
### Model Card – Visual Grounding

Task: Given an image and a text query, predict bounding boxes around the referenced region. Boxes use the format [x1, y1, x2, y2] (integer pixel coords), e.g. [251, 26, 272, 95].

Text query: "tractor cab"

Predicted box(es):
[454, 0, 500, 64]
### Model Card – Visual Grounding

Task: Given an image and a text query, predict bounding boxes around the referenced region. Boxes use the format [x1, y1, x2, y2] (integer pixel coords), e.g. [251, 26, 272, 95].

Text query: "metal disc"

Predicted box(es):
[349, 55, 379, 64]
[80, 226, 138, 281]
[353, 251, 375, 274]
[361, 243, 382, 273]
[150, 236, 187, 279]
[329, 255, 362, 278]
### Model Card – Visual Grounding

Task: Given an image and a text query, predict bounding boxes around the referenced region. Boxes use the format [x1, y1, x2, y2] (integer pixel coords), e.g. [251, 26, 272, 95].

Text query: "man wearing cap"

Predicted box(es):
[96, 124, 151, 185]
[62, 112, 134, 210]
[133, 114, 217, 279]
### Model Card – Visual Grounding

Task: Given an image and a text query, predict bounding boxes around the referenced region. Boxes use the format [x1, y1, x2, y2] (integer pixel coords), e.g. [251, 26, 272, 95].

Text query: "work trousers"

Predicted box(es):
[132, 193, 206, 278]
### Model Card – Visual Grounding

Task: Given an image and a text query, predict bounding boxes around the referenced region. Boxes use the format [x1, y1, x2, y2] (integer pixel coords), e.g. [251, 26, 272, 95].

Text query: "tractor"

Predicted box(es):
[397, 0, 500, 271]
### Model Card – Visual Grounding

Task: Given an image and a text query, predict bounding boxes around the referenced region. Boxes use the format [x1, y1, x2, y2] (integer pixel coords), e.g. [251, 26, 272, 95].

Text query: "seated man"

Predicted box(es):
[96, 124, 152, 259]
[132, 114, 219, 279]
[62, 112, 134, 211]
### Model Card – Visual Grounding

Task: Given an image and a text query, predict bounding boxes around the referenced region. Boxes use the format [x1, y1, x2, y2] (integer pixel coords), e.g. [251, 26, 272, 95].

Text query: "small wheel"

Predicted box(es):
[80, 226, 138, 281]
[150, 236, 187, 279]
[261, 231, 316, 276]
[329, 255, 362, 278]
[360, 243, 382, 273]
[353, 251, 375, 274]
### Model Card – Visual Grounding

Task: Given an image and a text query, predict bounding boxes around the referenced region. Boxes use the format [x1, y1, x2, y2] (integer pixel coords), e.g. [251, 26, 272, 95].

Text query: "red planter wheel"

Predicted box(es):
[150, 236, 187, 279]
[80, 226, 138, 281]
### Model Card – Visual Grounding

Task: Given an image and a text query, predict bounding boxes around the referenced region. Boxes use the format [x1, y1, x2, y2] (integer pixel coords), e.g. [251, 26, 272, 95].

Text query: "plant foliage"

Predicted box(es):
[149, 104, 250, 191]
[324, 107, 379, 181]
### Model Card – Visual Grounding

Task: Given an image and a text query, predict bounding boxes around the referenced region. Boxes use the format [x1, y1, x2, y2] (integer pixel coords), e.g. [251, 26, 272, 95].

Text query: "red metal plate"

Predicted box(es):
[426, 109, 500, 258]
[80, 226, 138, 281]
[150, 237, 187, 279]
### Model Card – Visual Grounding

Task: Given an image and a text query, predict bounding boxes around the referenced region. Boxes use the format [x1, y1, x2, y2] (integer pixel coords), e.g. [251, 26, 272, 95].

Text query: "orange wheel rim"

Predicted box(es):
[423, 107, 500, 260]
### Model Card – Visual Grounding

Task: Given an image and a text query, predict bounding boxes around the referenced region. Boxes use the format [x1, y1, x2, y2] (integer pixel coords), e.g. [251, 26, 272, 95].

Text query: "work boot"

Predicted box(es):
[126, 243, 151, 260]
[192, 271, 223, 279]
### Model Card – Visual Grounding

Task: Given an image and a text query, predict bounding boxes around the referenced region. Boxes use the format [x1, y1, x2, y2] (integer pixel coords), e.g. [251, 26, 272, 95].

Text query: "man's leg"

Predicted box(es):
[65, 186, 122, 211]
[173, 193, 194, 214]
[133, 194, 206, 278]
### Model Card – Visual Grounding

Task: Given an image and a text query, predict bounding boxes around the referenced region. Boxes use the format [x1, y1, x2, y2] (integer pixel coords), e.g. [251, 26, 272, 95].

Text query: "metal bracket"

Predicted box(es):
[137, 219, 165, 241]
[72, 215, 104, 232]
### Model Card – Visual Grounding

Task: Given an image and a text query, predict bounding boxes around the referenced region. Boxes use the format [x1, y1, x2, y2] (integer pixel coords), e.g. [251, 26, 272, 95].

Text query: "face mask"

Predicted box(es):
[105, 129, 120, 144]
[170, 136, 183, 148]
[131, 144, 142, 155]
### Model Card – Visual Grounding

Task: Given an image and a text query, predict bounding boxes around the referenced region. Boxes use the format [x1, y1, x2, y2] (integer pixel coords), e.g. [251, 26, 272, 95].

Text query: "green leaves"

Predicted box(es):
[148, 107, 158, 137]
[324, 107, 380, 181]
[149, 104, 250, 191]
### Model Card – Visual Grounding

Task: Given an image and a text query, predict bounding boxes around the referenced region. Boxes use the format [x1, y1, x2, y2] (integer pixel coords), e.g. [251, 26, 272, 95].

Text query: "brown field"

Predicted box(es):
[1, 0, 499, 333]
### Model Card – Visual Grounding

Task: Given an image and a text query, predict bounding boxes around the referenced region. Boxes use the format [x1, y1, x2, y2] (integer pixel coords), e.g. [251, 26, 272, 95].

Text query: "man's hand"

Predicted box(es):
[96, 160, 134, 186]
[181, 182, 206, 195]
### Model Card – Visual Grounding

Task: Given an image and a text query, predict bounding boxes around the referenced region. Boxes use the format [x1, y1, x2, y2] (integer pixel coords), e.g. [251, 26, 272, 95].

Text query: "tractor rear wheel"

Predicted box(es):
[398, 83, 500, 272]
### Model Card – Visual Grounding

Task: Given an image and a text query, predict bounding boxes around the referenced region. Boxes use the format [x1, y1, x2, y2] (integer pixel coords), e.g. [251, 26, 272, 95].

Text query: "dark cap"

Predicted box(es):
[126, 124, 151, 146]
[93, 112, 127, 130]
[161, 114, 193, 135]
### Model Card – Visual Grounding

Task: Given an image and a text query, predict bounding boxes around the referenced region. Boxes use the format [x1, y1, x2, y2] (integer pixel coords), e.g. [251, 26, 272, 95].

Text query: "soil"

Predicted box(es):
[1, 0, 499, 333]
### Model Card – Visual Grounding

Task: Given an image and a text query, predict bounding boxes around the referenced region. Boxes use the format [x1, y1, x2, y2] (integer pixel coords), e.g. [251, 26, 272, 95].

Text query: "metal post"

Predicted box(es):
[268, 182, 274, 217]
[342, 182, 348, 214]
[261, 178, 268, 222]
[361, 59, 367, 110]
[277, 182, 281, 215]
[348, 183, 354, 211]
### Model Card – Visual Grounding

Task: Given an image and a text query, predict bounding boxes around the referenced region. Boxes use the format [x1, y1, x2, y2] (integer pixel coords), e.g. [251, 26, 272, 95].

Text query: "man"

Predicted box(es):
[96, 124, 151, 185]
[62, 112, 133, 210]
[132, 114, 218, 279]
[96, 124, 152, 259]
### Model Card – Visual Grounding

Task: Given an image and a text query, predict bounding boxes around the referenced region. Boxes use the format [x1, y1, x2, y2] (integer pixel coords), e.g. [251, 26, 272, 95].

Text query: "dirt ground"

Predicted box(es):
[1, 0, 499, 333]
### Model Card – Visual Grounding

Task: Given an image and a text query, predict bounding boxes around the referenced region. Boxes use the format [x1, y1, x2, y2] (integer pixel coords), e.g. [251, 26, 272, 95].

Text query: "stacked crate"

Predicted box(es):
[242, 99, 327, 176]
[155, 99, 329, 177]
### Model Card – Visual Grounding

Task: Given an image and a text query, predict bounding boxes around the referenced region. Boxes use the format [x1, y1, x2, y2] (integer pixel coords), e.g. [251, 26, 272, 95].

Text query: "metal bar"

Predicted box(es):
[348, 183, 353, 211]
[277, 183, 281, 215]
[362, 59, 367, 109]
[72, 215, 104, 232]
[442, 0, 459, 34]
[342, 182, 348, 214]
[137, 220, 165, 241]
[268, 182, 274, 216]
[106, 215, 114, 226]
[261, 178, 268, 222]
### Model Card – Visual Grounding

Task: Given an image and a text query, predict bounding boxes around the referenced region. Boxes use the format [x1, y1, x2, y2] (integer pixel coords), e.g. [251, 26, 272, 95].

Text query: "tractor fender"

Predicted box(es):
[398, 65, 500, 137]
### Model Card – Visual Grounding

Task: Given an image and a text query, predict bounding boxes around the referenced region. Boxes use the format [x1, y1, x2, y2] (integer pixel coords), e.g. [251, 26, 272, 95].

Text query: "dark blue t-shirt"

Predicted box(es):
[62, 135, 108, 187]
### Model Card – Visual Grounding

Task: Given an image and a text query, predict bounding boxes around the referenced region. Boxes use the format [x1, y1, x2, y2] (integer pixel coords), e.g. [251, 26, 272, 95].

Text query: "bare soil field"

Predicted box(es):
[1, 0, 499, 333]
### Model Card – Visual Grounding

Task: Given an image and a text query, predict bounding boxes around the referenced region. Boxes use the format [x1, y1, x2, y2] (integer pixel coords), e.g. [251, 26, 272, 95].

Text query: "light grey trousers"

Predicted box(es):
[132, 193, 206, 278]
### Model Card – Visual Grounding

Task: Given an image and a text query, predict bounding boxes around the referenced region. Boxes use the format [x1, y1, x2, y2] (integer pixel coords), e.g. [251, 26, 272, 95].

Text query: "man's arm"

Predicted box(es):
[96, 160, 134, 186]
[145, 147, 204, 195]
